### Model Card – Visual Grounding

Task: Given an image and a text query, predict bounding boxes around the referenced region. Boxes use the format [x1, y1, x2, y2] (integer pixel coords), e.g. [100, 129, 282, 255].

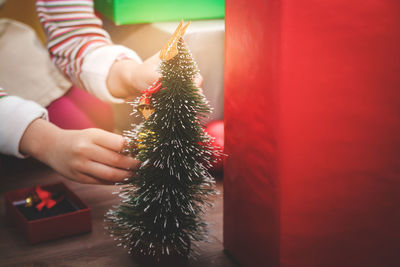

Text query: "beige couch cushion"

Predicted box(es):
[0, 19, 71, 107]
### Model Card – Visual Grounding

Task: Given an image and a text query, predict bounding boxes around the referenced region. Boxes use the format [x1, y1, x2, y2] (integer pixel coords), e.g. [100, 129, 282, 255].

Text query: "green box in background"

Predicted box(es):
[94, 0, 225, 25]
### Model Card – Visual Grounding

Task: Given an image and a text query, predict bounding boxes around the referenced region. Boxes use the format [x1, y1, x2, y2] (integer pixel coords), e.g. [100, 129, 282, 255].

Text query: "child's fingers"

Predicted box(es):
[80, 160, 132, 182]
[89, 144, 140, 170]
[74, 172, 113, 185]
[91, 129, 125, 152]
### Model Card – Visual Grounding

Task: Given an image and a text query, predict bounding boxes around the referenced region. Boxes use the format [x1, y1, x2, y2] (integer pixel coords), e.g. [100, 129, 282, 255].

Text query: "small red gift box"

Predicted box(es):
[5, 182, 91, 244]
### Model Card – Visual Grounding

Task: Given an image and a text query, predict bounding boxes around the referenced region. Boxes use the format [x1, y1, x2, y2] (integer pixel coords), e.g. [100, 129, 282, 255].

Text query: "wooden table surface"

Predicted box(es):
[0, 157, 237, 267]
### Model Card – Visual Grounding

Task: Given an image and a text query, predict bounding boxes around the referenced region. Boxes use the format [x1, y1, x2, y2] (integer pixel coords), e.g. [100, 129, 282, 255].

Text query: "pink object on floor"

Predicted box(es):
[47, 86, 114, 131]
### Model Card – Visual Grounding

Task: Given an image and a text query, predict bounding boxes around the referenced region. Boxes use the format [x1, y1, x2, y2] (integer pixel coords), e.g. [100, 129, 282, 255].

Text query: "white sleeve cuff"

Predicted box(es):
[0, 96, 48, 158]
[80, 45, 143, 103]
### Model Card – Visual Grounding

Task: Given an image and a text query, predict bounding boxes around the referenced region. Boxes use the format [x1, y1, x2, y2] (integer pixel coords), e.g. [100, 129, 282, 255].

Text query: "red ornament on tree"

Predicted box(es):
[137, 79, 164, 120]
[205, 120, 224, 172]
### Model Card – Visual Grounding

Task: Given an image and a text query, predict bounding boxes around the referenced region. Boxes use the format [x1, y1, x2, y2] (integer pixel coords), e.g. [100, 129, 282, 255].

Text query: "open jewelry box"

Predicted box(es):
[5, 182, 91, 244]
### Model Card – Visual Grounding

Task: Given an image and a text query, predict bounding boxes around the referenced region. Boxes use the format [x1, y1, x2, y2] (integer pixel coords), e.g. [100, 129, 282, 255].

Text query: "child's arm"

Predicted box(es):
[36, 0, 159, 102]
[19, 118, 139, 184]
[1, 87, 137, 184]
[0, 89, 48, 158]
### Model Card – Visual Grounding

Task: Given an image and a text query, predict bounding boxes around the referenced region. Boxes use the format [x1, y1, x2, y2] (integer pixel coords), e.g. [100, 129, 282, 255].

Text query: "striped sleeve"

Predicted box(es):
[36, 0, 112, 89]
[36, 0, 143, 103]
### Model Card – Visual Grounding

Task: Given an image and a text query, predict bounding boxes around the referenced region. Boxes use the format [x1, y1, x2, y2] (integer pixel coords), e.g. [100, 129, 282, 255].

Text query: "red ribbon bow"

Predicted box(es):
[35, 186, 61, 211]
[139, 79, 163, 103]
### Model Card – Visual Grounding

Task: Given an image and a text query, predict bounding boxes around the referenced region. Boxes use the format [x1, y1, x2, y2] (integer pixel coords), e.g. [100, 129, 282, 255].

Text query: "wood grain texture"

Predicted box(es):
[0, 156, 237, 267]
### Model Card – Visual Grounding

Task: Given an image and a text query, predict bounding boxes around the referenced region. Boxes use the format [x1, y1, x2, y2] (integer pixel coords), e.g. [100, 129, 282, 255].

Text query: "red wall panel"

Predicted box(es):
[224, 1, 400, 266]
[279, 1, 400, 266]
[224, 0, 281, 266]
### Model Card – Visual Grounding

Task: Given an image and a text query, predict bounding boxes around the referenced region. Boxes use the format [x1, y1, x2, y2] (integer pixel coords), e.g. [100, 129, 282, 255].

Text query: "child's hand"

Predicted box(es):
[20, 119, 138, 184]
[107, 52, 204, 99]
[107, 53, 161, 99]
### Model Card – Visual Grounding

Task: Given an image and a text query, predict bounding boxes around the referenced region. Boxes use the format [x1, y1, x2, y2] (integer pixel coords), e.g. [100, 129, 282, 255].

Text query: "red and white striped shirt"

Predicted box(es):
[1, 0, 141, 102]
[36, 0, 111, 89]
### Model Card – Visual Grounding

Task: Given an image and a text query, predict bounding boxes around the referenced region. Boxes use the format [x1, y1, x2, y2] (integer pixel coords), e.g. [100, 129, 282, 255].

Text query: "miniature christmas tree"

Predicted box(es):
[106, 21, 219, 262]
